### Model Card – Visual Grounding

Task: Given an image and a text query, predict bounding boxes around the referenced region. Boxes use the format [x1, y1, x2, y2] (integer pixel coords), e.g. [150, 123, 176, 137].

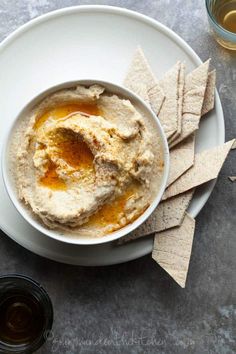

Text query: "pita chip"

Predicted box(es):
[232, 140, 236, 149]
[163, 139, 235, 200]
[228, 176, 236, 182]
[124, 47, 165, 114]
[168, 62, 185, 143]
[167, 134, 195, 187]
[132, 83, 150, 104]
[148, 84, 166, 115]
[158, 62, 184, 139]
[118, 190, 194, 244]
[170, 60, 210, 148]
[152, 213, 195, 288]
[201, 70, 216, 116]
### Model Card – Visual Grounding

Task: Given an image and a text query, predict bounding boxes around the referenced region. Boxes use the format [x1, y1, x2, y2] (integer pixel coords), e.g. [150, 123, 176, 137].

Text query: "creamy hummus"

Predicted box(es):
[10, 85, 164, 237]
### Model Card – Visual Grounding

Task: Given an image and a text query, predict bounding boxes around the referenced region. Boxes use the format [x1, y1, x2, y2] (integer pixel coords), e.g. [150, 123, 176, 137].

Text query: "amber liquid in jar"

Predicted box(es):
[209, 0, 236, 49]
[214, 0, 236, 33]
[0, 292, 45, 345]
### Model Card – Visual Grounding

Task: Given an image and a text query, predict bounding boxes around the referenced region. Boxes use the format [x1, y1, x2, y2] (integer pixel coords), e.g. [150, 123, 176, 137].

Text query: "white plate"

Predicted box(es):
[0, 6, 225, 266]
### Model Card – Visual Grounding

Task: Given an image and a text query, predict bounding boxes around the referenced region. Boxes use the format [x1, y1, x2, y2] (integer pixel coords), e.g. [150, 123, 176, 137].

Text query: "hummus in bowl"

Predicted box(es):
[2, 80, 169, 245]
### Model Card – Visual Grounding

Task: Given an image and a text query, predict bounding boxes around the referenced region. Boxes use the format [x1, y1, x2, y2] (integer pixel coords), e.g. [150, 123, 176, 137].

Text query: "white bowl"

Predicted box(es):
[2, 80, 169, 245]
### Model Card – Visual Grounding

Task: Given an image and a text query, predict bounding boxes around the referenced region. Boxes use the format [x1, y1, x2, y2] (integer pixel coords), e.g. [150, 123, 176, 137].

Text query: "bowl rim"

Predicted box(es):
[1, 79, 169, 246]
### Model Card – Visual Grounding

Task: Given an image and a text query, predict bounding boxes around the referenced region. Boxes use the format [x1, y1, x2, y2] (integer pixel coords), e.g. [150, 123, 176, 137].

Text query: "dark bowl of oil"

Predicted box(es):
[0, 274, 53, 353]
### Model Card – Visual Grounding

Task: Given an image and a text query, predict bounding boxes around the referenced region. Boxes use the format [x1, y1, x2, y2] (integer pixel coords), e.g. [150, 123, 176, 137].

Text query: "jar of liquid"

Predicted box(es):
[0, 274, 53, 353]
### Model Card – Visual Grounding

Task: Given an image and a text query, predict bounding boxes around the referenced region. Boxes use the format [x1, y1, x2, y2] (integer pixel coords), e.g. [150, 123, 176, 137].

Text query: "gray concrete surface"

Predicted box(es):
[0, 1, 235, 353]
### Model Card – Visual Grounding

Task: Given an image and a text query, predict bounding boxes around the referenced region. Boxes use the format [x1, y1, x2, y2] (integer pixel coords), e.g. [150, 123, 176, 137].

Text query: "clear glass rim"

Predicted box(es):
[205, 0, 236, 37]
[0, 274, 53, 353]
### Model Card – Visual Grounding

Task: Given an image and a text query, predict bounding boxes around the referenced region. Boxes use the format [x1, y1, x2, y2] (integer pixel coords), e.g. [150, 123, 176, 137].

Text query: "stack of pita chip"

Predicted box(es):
[120, 47, 235, 288]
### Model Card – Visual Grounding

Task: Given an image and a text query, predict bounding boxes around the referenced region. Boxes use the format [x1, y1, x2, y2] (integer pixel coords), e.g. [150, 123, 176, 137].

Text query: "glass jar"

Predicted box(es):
[206, 0, 236, 50]
[0, 274, 53, 353]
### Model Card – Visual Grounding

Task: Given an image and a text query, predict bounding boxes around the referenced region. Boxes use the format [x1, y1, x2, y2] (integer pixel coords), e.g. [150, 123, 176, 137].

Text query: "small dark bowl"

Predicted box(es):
[0, 274, 53, 353]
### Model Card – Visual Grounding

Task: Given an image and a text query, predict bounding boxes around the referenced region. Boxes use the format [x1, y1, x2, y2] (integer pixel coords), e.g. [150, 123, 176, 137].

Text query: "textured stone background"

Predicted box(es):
[0, 1, 235, 353]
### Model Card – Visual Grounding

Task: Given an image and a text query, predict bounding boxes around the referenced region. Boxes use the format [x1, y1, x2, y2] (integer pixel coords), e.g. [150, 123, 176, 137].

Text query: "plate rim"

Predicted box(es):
[0, 5, 225, 265]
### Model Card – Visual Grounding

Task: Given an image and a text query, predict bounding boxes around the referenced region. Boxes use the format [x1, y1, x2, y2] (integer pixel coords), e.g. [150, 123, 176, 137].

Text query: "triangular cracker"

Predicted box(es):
[118, 190, 193, 244]
[228, 176, 236, 182]
[148, 84, 166, 115]
[170, 60, 210, 148]
[168, 62, 185, 143]
[232, 140, 236, 150]
[167, 134, 195, 187]
[163, 139, 235, 200]
[124, 47, 165, 114]
[201, 70, 216, 116]
[152, 213, 195, 288]
[158, 62, 184, 139]
[132, 83, 150, 104]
